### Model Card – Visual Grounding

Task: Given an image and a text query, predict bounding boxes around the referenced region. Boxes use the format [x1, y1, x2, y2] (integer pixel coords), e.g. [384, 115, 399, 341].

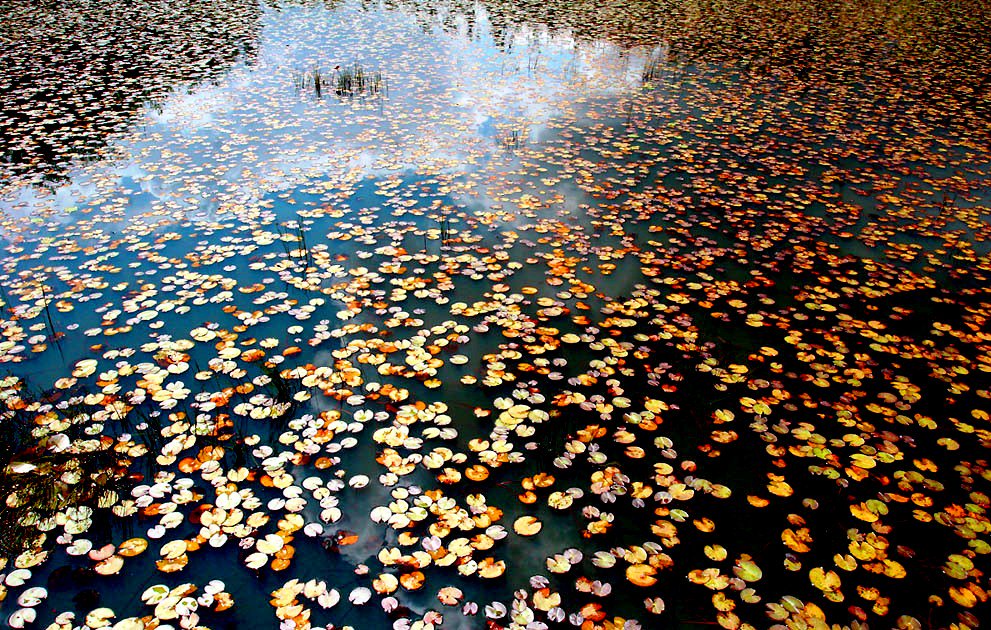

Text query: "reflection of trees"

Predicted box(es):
[0, 0, 261, 186]
[383, 0, 991, 126]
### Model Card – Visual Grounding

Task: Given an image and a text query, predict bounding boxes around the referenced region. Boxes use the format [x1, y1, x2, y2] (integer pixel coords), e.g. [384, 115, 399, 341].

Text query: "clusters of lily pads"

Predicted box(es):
[1, 0, 990, 629]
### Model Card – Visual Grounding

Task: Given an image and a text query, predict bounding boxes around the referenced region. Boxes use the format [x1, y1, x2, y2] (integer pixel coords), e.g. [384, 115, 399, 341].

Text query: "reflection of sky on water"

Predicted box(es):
[0, 0, 657, 228]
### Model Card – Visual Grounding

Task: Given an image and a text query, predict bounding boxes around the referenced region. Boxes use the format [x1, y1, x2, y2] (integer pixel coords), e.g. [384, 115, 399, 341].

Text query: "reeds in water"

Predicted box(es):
[333, 63, 384, 99]
[291, 64, 385, 100]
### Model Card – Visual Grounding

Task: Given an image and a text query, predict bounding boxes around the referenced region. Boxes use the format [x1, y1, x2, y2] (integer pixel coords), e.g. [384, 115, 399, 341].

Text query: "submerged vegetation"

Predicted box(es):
[0, 0, 990, 629]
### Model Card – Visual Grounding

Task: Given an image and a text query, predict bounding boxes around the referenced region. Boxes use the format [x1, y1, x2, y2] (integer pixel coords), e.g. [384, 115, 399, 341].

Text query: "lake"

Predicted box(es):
[1, 1, 990, 629]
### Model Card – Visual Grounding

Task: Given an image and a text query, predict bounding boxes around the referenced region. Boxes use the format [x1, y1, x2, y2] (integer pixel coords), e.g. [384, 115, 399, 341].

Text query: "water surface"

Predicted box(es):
[1, 1, 990, 629]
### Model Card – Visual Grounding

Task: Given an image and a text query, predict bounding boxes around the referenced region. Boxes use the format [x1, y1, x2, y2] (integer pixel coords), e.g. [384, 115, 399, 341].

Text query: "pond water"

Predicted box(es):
[1, 0, 990, 629]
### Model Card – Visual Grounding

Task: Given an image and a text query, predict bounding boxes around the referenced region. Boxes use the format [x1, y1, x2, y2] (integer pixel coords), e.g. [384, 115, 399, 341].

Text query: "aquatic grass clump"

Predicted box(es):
[291, 68, 313, 96]
[500, 128, 526, 152]
[291, 67, 328, 99]
[333, 63, 384, 99]
[291, 64, 385, 100]
[260, 363, 303, 410]
[276, 220, 315, 272]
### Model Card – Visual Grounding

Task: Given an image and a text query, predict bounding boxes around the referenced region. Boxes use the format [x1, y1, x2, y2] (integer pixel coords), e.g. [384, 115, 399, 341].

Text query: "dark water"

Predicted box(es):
[1, 1, 990, 629]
